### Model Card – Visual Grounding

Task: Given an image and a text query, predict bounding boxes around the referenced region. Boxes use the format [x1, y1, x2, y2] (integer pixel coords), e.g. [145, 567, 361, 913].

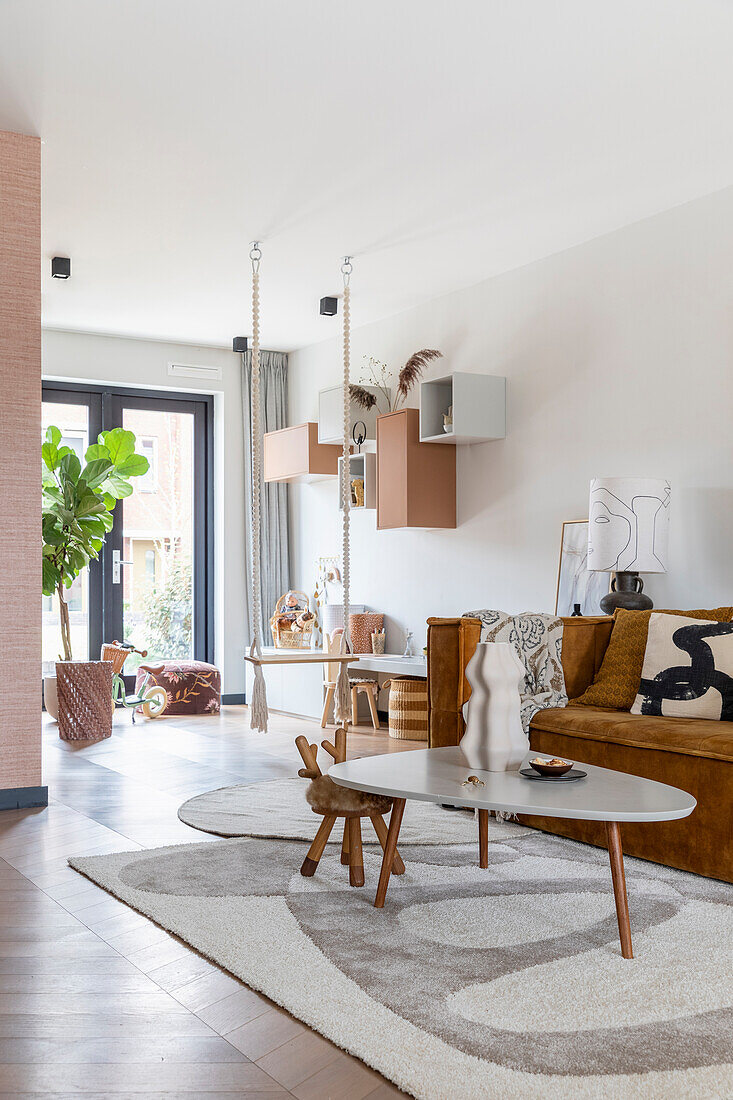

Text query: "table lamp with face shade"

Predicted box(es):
[587, 477, 671, 613]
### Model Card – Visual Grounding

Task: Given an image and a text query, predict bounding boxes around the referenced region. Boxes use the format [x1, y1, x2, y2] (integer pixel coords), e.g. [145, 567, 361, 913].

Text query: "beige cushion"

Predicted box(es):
[631, 613, 733, 721]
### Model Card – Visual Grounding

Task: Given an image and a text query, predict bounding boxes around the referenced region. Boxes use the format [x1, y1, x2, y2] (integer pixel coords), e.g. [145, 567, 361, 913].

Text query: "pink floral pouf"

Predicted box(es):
[135, 660, 221, 716]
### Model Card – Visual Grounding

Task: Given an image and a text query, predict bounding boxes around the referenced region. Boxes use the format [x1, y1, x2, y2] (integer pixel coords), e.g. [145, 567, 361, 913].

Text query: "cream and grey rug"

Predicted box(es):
[70, 829, 733, 1099]
[177, 777, 526, 844]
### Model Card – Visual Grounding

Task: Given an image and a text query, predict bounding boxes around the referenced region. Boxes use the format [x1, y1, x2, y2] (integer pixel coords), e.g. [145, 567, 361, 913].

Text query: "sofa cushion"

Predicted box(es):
[573, 607, 733, 711]
[632, 614, 733, 721]
[530, 703, 733, 762]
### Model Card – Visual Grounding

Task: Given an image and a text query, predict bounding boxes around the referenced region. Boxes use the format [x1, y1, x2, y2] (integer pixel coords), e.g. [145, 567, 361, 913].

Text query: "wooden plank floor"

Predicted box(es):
[0, 707, 418, 1098]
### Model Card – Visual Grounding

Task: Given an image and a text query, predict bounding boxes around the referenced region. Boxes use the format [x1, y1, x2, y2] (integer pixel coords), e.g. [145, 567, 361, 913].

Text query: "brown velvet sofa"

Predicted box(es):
[427, 615, 733, 883]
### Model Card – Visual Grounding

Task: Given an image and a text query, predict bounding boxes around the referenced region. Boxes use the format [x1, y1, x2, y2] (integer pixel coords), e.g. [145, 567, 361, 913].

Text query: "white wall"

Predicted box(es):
[289, 186, 733, 654]
[42, 329, 247, 695]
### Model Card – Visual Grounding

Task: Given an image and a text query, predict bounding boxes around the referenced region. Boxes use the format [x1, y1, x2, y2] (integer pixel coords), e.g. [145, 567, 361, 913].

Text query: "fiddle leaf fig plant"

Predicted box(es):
[42, 426, 149, 661]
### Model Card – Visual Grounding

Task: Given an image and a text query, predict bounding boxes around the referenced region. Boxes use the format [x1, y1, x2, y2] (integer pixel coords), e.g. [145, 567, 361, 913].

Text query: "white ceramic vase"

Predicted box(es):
[43, 675, 59, 721]
[460, 641, 526, 771]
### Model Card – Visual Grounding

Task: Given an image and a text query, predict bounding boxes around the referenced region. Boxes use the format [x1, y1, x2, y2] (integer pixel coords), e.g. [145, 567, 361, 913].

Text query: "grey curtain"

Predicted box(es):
[242, 350, 290, 643]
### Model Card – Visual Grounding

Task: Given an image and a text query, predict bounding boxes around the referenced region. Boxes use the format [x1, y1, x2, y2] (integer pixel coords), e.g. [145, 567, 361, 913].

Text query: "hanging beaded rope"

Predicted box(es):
[248, 241, 269, 732]
[334, 256, 352, 725]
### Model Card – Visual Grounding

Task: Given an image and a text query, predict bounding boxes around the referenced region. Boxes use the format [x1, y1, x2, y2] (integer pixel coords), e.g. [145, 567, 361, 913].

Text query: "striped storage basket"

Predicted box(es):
[386, 677, 428, 741]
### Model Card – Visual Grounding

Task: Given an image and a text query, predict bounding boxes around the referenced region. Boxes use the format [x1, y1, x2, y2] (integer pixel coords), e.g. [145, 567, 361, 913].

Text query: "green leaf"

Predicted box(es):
[42, 485, 64, 505]
[103, 473, 134, 499]
[77, 515, 107, 534]
[41, 441, 59, 471]
[42, 525, 64, 547]
[59, 452, 81, 484]
[45, 425, 62, 447]
[85, 443, 111, 463]
[116, 453, 149, 478]
[75, 494, 107, 519]
[102, 492, 117, 511]
[100, 428, 135, 466]
[42, 558, 60, 596]
[80, 458, 114, 489]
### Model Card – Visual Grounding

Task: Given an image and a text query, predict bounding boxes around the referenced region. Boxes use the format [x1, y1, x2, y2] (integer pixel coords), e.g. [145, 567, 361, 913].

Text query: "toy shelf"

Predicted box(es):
[338, 452, 376, 510]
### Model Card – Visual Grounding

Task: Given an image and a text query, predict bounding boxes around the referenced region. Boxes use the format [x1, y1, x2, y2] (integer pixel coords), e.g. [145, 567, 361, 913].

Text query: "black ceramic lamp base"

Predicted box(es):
[599, 571, 653, 614]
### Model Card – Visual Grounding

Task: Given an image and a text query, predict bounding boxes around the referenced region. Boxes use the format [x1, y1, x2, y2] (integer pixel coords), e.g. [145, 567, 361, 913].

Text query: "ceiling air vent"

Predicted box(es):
[167, 362, 222, 381]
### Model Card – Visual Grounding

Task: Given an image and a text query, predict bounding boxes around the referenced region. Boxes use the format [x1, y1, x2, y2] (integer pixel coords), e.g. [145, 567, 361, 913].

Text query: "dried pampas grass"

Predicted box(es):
[349, 384, 378, 411]
[396, 349, 442, 404]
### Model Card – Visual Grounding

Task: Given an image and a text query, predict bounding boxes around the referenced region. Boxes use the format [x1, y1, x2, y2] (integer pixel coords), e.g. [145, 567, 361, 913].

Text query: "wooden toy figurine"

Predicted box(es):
[295, 728, 406, 887]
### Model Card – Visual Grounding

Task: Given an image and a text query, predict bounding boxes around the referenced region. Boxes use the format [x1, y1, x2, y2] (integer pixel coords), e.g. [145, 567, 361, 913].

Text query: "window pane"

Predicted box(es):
[42, 401, 90, 672]
[122, 407, 194, 673]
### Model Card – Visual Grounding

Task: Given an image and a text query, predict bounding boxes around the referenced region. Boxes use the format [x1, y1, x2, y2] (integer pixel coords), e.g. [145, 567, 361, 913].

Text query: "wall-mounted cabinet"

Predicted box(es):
[318, 384, 384, 445]
[376, 408, 456, 529]
[419, 372, 506, 444]
[339, 452, 376, 510]
[264, 422, 341, 483]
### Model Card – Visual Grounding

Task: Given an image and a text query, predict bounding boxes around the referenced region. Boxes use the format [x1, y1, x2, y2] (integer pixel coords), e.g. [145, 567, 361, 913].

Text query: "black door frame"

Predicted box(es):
[42, 380, 215, 666]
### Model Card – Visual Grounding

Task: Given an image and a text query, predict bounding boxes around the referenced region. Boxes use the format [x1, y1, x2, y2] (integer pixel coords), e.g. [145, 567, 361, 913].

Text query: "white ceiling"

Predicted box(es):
[3, 0, 733, 352]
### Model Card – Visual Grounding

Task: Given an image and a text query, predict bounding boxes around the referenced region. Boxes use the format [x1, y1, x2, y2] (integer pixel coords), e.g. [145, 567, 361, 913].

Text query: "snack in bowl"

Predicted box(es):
[529, 756, 574, 777]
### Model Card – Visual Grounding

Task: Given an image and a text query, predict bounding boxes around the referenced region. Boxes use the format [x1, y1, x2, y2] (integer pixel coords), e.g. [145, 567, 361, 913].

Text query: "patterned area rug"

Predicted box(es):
[177, 777, 528, 844]
[70, 830, 733, 1098]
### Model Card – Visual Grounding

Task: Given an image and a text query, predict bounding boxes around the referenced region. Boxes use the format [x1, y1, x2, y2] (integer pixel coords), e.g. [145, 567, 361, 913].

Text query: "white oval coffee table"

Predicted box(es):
[329, 746, 696, 958]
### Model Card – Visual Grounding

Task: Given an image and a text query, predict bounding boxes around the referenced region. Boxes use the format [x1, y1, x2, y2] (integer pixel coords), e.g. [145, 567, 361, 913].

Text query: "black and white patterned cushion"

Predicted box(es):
[631, 612, 733, 721]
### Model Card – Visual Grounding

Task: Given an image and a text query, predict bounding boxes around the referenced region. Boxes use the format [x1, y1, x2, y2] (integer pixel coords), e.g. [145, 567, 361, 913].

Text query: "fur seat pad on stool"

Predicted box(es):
[305, 775, 392, 817]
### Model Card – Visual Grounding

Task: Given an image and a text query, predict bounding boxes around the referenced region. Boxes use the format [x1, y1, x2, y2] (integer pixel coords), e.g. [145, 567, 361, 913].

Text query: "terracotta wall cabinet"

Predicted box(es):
[376, 408, 456, 529]
[264, 422, 341, 483]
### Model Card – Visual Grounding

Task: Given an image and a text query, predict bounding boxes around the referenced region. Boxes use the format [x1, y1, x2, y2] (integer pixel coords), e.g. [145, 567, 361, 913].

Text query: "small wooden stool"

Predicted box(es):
[295, 728, 406, 887]
[350, 679, 380, 730]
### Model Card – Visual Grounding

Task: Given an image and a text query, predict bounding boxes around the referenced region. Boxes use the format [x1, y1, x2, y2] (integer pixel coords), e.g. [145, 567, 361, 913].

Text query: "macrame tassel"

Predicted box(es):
[334, 663, 350, 725]
[249, 663, 269, 733]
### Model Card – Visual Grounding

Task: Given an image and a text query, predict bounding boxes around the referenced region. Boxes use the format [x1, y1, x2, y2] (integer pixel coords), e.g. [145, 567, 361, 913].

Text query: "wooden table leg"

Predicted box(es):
[374, 798, 406, 908]
[340, 820, 350, 865]
[370, 814, 405, 874]
[605, 820, 633, 959]
[478, 808, 489, 869]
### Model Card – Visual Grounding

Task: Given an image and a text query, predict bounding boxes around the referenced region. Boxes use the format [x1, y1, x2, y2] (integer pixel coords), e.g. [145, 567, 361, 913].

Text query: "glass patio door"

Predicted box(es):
[42, 383, 213, 682]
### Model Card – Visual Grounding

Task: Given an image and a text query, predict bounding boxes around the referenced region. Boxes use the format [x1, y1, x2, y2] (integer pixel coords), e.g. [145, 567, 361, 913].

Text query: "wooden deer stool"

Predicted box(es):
[296, 728, 406, 887]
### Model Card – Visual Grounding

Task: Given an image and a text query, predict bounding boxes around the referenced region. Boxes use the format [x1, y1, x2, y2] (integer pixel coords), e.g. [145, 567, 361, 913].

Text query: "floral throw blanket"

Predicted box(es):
[462, 610, 568, 736]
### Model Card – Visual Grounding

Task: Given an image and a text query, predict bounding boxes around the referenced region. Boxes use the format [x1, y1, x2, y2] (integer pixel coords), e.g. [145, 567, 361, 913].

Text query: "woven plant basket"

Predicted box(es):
[349, 613, 384, 654]
[385, 676, 428, 741]
[56, 661, 113, 742]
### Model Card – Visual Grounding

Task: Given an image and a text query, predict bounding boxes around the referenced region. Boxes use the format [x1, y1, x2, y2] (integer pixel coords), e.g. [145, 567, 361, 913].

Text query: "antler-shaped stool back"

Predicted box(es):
[295, 728, 405, 887]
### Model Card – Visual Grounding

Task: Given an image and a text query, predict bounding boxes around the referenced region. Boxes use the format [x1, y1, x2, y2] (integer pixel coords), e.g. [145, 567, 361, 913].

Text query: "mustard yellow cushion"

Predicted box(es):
[573, 607, 733, 711]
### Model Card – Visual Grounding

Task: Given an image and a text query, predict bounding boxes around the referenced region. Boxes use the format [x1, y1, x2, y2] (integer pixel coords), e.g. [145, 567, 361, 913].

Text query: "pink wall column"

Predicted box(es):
[0, 129, 44, 804]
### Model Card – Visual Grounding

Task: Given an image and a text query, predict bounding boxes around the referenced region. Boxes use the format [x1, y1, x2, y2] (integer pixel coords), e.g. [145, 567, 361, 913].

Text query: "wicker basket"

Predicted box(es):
[101, 643, 130, 675]
[385, 677, 428, 741]
[349, 612, 384, 654]
[56, 660, 114, 742]
[270, 590, 314, 649]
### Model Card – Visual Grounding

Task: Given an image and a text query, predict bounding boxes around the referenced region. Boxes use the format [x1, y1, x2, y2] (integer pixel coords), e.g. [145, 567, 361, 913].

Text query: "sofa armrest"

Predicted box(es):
[426, 617, 481, 747]
[561, 616, 613, 698]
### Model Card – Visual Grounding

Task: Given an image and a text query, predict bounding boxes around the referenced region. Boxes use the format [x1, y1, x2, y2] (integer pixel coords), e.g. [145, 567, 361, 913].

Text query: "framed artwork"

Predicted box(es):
[555, 519, 609, 617]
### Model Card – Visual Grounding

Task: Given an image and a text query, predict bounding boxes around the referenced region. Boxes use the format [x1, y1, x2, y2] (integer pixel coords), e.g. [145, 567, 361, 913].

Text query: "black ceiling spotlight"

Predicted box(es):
[319, 296, 338, 317]
[51, 256, 71, 279]
[232, 336, 249, 353]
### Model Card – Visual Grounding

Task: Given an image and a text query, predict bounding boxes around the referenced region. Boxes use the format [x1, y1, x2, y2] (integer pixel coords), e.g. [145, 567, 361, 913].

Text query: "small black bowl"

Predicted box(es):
[528, 757, 574, 777]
